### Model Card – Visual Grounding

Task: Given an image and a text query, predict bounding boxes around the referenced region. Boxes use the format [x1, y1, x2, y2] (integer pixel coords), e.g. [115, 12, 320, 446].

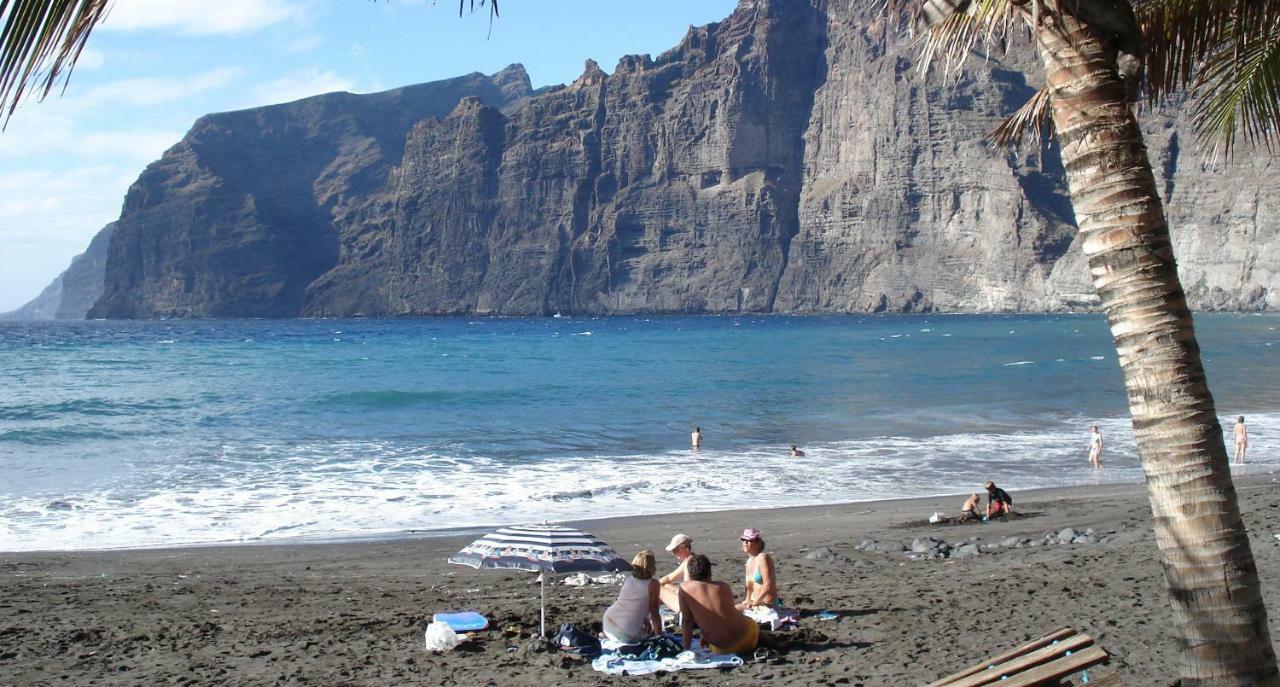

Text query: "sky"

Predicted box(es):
[0, 0, 740, 313]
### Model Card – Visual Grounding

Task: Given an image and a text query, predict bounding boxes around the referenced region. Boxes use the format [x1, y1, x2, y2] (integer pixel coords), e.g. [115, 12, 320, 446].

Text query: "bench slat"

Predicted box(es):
[932, 634, 1096, 687]
[996, 645, 1110, 687]
[927, 628, 1078, 687]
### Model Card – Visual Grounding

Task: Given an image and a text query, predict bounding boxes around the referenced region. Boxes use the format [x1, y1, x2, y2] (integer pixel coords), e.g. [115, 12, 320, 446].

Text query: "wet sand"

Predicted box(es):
[5, 475, 1280, 685]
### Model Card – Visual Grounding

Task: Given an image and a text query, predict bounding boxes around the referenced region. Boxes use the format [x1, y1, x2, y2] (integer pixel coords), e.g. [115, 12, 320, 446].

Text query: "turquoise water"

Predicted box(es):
[1, 314, 1277, 551]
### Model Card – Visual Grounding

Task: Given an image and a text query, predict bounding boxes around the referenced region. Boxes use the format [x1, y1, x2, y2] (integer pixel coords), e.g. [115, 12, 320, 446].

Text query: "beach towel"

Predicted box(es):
[432, 611, 488, 632]
[592, 637, 743, 676]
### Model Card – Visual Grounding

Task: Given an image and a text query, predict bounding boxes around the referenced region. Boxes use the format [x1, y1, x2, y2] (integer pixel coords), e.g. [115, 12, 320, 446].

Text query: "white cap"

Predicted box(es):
[664, 533, 692, 552]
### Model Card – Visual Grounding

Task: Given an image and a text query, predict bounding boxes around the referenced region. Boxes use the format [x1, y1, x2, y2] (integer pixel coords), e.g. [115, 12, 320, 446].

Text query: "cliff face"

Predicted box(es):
[17, 0, 1271, 319]
[88, 66, 533, 318]
[2, 224, 113, 320]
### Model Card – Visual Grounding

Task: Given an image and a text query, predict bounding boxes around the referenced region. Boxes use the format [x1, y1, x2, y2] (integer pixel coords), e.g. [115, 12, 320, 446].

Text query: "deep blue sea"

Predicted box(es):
[2, 314, 1277, 552]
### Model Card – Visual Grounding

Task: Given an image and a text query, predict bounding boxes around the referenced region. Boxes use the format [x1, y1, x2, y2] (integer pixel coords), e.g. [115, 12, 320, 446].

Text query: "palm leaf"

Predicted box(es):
[1137, 0, 1280, 157]
[1188, 19, 1280, 158]
[0, 0, 110, 127]
[991, 85, 1054, 148]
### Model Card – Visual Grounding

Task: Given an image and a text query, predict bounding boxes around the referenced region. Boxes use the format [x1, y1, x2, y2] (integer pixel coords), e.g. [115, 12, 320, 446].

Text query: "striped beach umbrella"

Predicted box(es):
[448, 523, 631, 637]
[447, 523, 631, 573]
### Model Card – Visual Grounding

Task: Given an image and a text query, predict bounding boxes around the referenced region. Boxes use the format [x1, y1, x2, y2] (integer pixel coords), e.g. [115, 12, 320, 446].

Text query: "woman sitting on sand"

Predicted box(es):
[602, 550, 662, 643]
[680, 554, 758, 654]
[658, 533, 695, 611]
[735, 528, 777, 610]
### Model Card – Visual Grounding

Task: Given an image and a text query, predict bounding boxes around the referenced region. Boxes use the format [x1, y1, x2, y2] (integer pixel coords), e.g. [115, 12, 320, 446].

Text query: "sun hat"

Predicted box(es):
[740, 528, 762, 542]
[664, 533, 693, 552]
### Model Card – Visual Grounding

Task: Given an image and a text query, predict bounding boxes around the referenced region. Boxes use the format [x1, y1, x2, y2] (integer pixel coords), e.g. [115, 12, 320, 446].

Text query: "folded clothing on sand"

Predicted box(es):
[743, 606, 799, 631]
[592, 636, 743, 676]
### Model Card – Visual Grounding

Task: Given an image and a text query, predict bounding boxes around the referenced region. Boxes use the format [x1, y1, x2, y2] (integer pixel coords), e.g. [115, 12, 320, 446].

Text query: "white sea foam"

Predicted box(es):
[5, 414, 1280, 552]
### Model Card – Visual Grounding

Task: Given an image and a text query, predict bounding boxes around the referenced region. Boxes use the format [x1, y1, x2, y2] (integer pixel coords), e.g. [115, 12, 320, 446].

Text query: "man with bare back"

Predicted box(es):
[678, 554, 757, 655]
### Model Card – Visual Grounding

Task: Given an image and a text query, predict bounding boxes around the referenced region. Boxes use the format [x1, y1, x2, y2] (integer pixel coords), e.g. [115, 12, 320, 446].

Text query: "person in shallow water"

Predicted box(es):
[985, 481, 1014, 518]
[658, 533, 695, 611]
[736, 528, 777, 610]
[691, 426, 702, 449]
[1088, 425, 1103, 468]
[602, 550, 662, 643]
[1234, 416, 1249, 464]
[790, 445, 805, 457]
[679, 554, 758, 654]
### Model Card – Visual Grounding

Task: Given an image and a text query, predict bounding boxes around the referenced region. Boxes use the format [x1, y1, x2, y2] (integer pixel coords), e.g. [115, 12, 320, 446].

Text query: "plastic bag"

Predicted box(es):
[928, 512, 945, 524]
[424, 620, 461, 652]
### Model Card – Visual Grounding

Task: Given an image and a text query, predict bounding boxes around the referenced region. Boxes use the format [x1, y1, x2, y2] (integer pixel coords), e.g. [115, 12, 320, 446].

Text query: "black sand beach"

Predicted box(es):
[5, 476, 1280, 685]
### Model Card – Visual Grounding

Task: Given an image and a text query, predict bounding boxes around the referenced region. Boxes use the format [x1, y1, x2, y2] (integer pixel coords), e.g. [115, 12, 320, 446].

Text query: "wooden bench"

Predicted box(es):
[926, 627, 1111, 687]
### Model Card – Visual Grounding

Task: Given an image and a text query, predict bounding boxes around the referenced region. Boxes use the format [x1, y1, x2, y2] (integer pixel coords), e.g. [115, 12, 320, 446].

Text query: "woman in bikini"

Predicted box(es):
[736, 528, 777, 610]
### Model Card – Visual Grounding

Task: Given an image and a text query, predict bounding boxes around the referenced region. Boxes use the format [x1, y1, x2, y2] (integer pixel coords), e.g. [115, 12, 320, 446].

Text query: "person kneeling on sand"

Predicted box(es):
[658, 533, 695, 611]
[985, 481, 1014, 518]
[602, 550, 662, 643]
[736, 528, 777, 610]
[679, 554, 758, 654]
[958, 493, 982, 521]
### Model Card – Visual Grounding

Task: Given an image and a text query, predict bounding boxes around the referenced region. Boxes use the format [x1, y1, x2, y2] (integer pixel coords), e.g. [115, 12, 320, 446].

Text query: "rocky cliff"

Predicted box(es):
[10, 0, 1273, 319]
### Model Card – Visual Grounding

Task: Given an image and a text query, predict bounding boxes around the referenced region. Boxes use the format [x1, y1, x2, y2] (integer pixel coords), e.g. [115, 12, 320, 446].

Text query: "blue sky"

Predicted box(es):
[0, 0, 740, 312]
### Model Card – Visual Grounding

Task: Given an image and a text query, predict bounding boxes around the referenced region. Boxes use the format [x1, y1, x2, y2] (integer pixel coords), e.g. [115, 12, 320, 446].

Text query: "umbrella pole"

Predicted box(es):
[540, 573, 546, 638]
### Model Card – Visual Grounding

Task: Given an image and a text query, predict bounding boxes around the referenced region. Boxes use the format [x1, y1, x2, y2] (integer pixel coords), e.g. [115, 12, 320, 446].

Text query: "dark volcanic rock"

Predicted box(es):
[87, 65, 533, 318]
[9, 0, 1270, 319]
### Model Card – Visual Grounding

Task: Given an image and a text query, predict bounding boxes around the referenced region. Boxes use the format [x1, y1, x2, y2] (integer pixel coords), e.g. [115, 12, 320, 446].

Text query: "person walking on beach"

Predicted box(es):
[1234, 416, 1249, 465]
[1088, 425, 1103, 468]
[691, 427, 702, 450]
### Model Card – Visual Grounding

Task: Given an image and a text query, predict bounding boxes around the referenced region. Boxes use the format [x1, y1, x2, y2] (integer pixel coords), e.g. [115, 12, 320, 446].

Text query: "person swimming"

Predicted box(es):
[790, 445, 805, 457]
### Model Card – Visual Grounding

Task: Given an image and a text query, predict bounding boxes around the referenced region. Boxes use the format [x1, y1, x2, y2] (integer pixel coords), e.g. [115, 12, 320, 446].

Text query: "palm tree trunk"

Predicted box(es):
[1035, 10, 1278, 686]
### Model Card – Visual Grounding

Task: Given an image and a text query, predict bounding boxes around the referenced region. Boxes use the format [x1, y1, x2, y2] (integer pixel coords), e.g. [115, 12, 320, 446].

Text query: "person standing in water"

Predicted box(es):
[1088, 425, 1103, 468]
[1234, 416, 1249, 465]
[691, 426, 702, 450]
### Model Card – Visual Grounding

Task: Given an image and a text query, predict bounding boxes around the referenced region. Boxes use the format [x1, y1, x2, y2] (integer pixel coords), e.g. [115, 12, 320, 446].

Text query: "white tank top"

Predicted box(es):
[605, 577, 651, 638]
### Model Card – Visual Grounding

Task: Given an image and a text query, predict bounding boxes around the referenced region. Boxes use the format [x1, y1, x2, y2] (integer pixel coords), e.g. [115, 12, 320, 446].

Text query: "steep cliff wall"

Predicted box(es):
[12, 0, 1271, 319]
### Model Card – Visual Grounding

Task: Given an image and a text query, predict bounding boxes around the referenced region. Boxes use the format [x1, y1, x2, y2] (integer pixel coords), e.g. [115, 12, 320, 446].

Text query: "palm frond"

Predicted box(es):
[1188, 20, 1280, 158]
[991, 85, 1054, 148]
[457, 0, 498, 20]
[1138, 0, 1280, 99]
[1137, 0, 1280, 157]
[0, 0, 110, 127]
[912, 0, 1021, 79]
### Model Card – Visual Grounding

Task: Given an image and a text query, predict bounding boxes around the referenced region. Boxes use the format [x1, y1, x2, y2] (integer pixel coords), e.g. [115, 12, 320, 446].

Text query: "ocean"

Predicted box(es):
[1, 313, 1277, 552]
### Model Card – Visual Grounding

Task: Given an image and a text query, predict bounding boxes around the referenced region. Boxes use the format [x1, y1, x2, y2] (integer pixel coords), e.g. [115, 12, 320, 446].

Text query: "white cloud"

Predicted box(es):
[286, 34, 323, 53]
[78, 67, 243, 108]
[101, 0, 303, 35]
[75, 48, 107, 71]
[0, 164, 139, 310]
[244, 69, 357, 108]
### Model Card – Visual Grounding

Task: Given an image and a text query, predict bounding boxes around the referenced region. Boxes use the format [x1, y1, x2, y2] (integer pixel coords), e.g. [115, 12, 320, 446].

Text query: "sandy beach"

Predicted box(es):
[5, 474, 1280, 686]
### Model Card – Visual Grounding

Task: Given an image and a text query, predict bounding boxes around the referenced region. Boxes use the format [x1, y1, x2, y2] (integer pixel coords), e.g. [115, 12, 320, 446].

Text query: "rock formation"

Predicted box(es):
[8, 0, 1274, 319]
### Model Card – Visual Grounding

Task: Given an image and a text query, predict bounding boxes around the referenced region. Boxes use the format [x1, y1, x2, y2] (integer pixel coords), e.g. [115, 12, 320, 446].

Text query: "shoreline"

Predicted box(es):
[2, 475, 1169, 556]
[7, 473, 1280, 685]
